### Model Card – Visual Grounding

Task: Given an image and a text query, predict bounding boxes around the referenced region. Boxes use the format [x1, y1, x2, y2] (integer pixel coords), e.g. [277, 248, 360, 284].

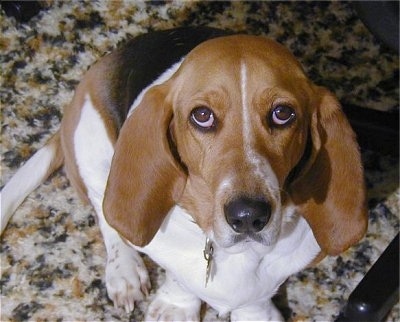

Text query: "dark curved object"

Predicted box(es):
[336, 234, 399, 321]
[1, 1, 42, 22]
[353, 1, 399, 52]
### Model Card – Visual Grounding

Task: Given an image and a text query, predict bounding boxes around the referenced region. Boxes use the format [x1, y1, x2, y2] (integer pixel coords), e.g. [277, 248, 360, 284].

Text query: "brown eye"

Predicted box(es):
[190, 106, 216, 130]
[271, 105, 295, 126]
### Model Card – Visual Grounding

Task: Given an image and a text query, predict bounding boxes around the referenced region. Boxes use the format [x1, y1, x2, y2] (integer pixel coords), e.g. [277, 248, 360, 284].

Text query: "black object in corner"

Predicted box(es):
[1, 1, 42, 22]
[336, 234, 399, 322]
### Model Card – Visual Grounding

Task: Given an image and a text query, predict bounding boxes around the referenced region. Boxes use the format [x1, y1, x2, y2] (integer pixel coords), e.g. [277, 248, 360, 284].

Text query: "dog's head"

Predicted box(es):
[104, 35, 367, 256]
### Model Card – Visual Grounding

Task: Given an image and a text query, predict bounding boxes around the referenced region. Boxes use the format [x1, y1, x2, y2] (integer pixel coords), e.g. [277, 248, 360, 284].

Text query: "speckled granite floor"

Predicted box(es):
[0, 1, 399, 321]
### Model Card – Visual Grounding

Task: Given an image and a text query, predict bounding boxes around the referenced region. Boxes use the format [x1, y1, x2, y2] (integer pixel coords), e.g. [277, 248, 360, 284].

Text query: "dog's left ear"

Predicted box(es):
[104, 85, 187, 247]
[290, 87, 368, 255]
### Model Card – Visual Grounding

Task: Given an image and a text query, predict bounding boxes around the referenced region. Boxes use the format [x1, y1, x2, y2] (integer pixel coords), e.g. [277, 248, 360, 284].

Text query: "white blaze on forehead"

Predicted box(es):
[239, 62, 280, 197]
[241, 62, 251, 149]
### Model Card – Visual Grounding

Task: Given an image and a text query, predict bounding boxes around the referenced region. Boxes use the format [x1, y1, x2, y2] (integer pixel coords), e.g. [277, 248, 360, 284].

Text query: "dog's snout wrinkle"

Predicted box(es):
[224, 196, 271, 234]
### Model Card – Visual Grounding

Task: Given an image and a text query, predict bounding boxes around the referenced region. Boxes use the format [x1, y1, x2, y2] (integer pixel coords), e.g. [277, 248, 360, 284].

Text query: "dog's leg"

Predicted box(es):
[146, 272, 201, 321]
[92, 202, 151, 312]
[73, 98, 150, 312]
[230, 300, 284, 322]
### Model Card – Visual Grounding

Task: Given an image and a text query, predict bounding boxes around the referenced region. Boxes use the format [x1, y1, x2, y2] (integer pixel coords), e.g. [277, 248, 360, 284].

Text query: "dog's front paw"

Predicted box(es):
[145, 275, 201, 321]
[146, 296, 200, 322]
[266, 304, 284, 322]
[230, 301, 284, 322]
[105, 247, 150, 313]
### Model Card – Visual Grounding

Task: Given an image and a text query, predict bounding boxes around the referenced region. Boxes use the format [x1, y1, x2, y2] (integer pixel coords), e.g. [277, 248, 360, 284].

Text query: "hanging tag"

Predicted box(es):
[203, 238, 214, 287]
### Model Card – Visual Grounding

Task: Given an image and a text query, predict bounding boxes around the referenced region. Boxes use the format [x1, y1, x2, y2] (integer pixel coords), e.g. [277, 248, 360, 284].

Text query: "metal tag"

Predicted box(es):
[203, 238, 214, 287]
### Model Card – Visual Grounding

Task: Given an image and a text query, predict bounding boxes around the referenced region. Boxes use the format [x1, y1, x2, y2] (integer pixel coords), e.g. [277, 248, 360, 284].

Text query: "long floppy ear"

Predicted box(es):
[103, 85, 187, 247]
[290, 88, 368, 255]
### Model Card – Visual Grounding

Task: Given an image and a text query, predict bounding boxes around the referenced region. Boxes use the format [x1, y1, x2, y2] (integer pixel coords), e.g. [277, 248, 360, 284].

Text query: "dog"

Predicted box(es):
[1, 27, 367, 321]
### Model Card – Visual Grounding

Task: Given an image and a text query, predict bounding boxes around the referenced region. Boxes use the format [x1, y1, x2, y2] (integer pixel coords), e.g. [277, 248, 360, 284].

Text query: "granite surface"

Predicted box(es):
[1, 1, 399, 321]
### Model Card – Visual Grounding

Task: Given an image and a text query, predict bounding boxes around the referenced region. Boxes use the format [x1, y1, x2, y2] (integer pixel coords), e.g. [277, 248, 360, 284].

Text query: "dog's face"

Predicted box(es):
[169, 36, 312, 249]
[104, 35, 367, 255]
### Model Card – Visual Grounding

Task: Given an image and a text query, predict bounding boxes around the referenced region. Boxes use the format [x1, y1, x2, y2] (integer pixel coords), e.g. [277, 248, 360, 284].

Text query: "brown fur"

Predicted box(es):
[290, 89, 367, 255]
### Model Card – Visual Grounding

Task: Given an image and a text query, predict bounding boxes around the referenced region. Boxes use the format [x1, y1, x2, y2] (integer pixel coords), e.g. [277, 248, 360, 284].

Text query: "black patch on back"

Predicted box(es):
[106, 27, 231, 129]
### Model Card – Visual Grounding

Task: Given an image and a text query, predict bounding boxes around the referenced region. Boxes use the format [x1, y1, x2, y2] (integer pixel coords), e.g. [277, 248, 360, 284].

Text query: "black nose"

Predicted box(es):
[224, 196, 271, 234]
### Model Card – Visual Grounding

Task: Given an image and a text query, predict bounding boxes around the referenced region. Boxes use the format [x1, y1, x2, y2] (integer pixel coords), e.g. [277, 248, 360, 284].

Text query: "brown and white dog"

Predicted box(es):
[1, 27, 367, 320]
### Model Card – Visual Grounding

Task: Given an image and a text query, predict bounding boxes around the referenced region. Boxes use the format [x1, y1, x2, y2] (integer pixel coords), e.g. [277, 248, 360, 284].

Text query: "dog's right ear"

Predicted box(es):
[104, 85, 187, 247]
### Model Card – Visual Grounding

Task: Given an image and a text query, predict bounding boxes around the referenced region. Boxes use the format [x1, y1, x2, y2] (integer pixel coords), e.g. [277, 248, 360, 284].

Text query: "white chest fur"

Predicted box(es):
[136, 206, 320, 315]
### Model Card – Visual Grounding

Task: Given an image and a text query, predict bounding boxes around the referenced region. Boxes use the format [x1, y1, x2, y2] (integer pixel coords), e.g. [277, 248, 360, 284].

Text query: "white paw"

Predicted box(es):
[266, 305, 284, 322]
[145, 276, 201, 322]
[230, 301, 284, 322]
[105, 247, 150, 313]
[145, 296, 200, 321]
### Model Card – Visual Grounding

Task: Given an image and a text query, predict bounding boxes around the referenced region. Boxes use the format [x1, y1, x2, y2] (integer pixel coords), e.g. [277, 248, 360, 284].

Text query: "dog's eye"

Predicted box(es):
[190, 106, 216, 130]
[271, 105, 296, 126]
